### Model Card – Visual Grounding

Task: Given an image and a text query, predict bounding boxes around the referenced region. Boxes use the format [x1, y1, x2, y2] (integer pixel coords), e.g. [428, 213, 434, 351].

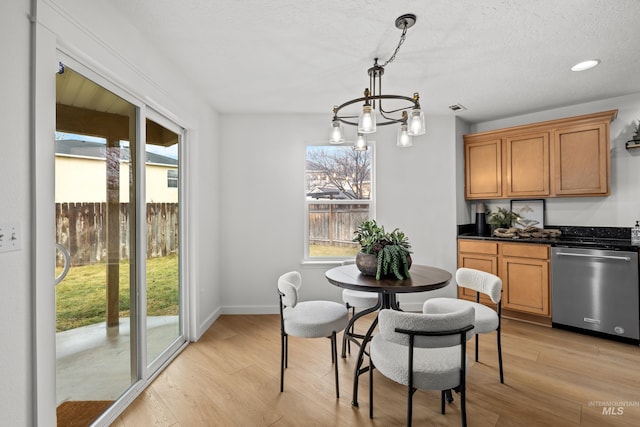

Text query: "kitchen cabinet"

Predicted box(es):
[457, 239, 551, 324]
[553, 122, 609, 196]
[464, 138, 503, 199]
[464, 110, 616, 200]
[500, 243, 550, 316]
[504, 132, 550, 197]
[457, 240, 498, 304]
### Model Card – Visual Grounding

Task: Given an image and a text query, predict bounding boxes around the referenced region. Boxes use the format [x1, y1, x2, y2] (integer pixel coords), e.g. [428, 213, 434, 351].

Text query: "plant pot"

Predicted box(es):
[355, 251, 412, 278]
[355, 252, 378, 276]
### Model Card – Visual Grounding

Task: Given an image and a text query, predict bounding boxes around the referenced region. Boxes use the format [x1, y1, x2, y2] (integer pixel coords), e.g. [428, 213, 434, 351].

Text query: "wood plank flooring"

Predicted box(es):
[114, 314, 640, 426]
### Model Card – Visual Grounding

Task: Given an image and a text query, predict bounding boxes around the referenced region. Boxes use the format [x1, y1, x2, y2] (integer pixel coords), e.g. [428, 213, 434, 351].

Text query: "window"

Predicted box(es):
[305, 144, 374, 260]
[167, 169, 178, 188]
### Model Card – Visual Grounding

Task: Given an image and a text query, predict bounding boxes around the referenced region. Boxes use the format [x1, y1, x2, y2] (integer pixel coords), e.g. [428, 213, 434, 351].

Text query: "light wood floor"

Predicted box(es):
[113, 314, 640, 426]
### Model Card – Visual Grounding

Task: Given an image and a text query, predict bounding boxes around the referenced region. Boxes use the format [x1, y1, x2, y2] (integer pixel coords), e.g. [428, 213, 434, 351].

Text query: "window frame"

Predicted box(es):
[303, 142, 376, 263]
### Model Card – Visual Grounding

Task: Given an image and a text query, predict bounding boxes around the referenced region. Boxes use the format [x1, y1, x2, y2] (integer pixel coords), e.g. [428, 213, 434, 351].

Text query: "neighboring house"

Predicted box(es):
[55, 139, 178, 203]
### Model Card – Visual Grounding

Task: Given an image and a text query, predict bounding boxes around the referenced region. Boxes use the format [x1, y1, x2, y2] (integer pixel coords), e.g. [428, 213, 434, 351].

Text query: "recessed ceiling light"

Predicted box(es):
[571, 59, 601, 71]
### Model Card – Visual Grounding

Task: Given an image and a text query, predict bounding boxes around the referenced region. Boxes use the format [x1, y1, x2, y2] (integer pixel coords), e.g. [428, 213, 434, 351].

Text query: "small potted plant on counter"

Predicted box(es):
[488, 207, 521, 235]
[352, 219, 412, 280]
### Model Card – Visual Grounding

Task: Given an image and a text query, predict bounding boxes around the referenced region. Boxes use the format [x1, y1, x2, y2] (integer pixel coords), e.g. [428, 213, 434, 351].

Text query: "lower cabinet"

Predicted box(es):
[458, 239, 551, 324]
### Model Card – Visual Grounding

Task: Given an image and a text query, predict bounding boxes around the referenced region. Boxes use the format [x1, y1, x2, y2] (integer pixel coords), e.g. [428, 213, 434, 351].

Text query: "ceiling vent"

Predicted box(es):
[448, 103, 467, 112]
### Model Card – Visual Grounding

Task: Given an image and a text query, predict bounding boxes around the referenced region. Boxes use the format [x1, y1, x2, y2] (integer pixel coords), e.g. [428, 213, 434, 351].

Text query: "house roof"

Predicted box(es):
[55, 139, 178, 166]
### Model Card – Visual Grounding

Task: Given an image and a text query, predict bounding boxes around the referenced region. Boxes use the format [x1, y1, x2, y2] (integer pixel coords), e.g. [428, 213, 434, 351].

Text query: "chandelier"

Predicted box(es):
[330, 14, 425, 150]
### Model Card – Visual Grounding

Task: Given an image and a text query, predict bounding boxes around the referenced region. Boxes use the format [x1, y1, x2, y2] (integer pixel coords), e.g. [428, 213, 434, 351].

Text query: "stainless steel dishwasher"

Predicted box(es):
[551, 246, 639, 342]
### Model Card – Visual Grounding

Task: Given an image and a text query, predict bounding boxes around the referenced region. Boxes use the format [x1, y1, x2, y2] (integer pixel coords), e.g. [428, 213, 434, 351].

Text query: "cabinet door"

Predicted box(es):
[457, 247, 498, 303]
[501, 256, 550, 316]
[464, 138, 502, 199]
[504, 132, 550, 197]
[552, 123, 609, 196]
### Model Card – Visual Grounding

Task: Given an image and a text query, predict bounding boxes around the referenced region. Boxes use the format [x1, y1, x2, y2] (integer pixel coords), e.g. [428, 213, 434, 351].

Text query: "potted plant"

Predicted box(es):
[352, 219, 412, 280]
[487, 207, 521, 230]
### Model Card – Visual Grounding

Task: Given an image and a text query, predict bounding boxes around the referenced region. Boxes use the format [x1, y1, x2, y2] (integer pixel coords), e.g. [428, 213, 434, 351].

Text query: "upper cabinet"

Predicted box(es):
[465, 138, 503, 199]
[464, 110, 617, 200]
[504, 131, 550, 197]
[553, 123, 609, 196]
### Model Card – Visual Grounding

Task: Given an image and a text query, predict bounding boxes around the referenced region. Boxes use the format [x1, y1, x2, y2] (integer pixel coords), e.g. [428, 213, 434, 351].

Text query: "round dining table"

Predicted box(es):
[325, 263, 452, 407]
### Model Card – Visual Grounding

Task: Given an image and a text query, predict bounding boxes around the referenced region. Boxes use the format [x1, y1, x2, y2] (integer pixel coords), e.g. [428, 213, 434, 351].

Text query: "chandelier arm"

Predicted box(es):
[378, 110, 404, 123]
[334, 94, 417, 113]
[379, 105, 417, 115]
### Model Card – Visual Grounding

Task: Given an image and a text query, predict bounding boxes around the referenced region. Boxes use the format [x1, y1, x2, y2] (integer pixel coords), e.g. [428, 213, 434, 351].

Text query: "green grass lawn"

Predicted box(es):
[56, 247, 357, 332]
[309, 244, 359, 257]
[55, 254, 179, 332]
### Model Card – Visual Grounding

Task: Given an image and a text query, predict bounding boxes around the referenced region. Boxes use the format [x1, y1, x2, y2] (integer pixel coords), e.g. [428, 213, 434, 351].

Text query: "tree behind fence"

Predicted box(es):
[56, 202, 178, 267]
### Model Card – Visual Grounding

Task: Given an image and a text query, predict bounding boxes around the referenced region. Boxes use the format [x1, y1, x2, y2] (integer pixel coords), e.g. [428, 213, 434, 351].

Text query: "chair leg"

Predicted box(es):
[332, 331, 340, 398]
[445, 388, 454, 403]
[280, 333, 287, 392]
[407, 387, 416, 427]
[369, 360, 374, 419]
[497, 327, 504, 383]
[475, 333, 479, 362]
[460, 385, 467, 427]
[330, 334, 335, 364]
[441, 390, 446, 414]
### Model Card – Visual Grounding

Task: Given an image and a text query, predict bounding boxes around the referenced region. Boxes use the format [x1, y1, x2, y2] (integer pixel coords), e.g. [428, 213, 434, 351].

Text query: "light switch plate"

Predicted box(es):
[0, 222, 22, 253]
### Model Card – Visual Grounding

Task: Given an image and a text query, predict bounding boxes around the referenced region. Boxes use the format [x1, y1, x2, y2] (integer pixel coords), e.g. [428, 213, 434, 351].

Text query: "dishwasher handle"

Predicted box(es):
[555, 252, 631, 262]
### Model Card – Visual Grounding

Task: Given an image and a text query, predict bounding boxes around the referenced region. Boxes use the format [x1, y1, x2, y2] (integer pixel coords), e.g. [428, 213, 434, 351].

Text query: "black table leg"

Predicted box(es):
[341, 297, 381, 358]
[352, 293, 391, 407]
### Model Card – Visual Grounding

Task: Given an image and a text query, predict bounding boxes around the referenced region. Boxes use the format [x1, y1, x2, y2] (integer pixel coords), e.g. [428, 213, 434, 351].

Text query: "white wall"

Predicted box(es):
[0, 1, 33, 425]
[470, 93, 640, 227]
[218, 113, 461, 313]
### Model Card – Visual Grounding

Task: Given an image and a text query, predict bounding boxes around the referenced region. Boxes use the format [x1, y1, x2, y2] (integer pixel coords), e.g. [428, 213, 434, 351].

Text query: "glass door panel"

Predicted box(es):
[145, 118, 181, 365]
[55, 66, 136, 423]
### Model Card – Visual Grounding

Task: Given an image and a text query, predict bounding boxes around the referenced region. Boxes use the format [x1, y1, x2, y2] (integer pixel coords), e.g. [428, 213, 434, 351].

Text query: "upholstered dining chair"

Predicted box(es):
[340, 259, 379, 355]
[277, 271, 349, 398]
[369, 306, 476, 427]
[424, 267, 504, 384]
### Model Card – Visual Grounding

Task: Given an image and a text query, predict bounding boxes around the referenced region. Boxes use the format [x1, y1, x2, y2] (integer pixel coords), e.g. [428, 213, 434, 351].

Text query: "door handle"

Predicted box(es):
[555, 252, 631, 262]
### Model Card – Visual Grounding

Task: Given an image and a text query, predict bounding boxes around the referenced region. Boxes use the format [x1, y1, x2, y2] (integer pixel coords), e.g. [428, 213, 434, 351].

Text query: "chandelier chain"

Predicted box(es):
[380, 23, 408, 67]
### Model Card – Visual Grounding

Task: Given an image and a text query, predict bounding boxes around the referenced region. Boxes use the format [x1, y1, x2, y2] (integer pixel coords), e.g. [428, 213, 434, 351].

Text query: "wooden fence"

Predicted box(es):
[308, 203, 369, 247]
[55, 202, 178, 267]
[56, 202, 365, 266]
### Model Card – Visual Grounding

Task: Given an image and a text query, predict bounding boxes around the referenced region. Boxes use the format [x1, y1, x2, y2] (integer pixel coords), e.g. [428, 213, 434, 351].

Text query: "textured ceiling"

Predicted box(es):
[110, 0, 640, 123]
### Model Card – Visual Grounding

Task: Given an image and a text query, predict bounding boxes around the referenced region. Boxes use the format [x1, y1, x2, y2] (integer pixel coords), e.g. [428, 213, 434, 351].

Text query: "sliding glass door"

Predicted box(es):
[55, 64, 186, 425]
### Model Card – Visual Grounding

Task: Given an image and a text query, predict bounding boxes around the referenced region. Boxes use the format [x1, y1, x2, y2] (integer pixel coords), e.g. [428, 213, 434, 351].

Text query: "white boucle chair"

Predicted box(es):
[369, 306, 475, 427]
[424, 267, 504, 384]
[277, 271, 349, 398]
[340, 259, 379, 355]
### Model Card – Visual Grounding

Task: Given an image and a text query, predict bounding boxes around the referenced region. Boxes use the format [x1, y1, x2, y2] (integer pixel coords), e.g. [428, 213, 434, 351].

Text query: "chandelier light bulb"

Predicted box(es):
[329, 119, 345, 144]
[358, 105, 377, 134]
[397, 124, 412, 147]
[354, 133, 368, 151]
[408, 108, 426, 136]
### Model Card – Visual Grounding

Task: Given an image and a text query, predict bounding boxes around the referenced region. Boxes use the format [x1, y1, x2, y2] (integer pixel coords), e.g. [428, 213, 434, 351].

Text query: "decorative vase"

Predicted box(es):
[355, 251, 412, 278]
[355, 252, 378, 276]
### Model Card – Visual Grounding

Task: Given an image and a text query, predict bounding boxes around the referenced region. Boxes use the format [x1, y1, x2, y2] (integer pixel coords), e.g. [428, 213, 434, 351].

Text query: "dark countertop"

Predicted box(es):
[457, 225, 640, 252]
